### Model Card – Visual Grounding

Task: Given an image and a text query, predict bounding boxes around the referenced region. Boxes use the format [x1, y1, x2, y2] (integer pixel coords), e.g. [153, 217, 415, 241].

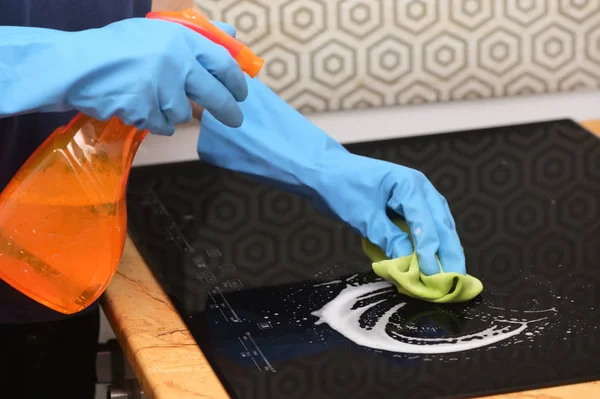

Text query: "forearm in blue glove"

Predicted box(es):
[0, 19, 246, 134]
[197, 77, 465, 276]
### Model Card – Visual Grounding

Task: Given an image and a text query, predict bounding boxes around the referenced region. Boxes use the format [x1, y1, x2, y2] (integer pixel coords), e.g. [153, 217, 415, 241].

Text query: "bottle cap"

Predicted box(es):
[235, 46, 264, 78]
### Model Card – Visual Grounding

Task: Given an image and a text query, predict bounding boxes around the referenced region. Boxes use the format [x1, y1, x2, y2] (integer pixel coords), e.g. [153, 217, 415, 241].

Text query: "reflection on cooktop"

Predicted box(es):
[126, 119, 600, 399]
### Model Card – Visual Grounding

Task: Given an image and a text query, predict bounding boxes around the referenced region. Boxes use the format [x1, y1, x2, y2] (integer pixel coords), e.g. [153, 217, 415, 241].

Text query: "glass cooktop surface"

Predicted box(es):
[126, 119, 600, 399]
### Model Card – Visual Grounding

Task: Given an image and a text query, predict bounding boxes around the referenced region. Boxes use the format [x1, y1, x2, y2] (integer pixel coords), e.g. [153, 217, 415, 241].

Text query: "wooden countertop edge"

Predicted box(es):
[101, 119, 600, 399]
[101, 236, 229, 399]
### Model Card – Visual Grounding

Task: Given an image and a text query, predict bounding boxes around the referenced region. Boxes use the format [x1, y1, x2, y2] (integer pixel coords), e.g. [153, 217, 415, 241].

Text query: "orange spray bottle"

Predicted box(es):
[0, 9, 264, 314]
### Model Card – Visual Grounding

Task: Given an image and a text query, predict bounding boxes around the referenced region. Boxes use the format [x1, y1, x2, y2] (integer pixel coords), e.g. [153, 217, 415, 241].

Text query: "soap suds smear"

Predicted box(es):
[312, 281, 553, 355]
[523, 308, 556, 314]
[313, 280, 342, 287]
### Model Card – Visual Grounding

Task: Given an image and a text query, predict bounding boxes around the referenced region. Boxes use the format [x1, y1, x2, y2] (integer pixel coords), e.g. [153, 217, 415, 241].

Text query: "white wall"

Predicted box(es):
[132, 90, 600, 167]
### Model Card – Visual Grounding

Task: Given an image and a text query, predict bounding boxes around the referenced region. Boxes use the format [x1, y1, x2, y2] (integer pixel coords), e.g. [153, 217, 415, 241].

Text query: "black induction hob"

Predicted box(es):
[126, 119, 600, 399]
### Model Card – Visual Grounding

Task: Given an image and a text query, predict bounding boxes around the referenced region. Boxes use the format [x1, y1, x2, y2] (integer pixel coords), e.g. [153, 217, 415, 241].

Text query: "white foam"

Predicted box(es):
[312, 281, 549, 355]
[523, 307, 557, 314]
[313, 280, 342, 287]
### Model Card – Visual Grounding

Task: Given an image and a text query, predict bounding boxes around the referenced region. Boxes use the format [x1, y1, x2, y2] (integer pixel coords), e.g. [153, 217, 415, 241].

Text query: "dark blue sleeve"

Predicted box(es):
[0, 0, 151, 30]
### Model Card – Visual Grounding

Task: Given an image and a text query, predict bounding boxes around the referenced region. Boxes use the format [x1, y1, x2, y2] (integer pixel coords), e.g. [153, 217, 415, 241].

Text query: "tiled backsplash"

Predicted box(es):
[195, 0, 600, 114]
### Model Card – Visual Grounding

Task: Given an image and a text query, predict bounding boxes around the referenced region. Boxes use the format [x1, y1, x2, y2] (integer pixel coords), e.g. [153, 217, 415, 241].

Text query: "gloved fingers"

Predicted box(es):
[389, 184, 441, 276]
[365, 211, 414, 259]
[133, 111, 175, 135]
[185, 62, 244, 127]
[109, 98, 174, 135]
[187, 33, 248, 102]
[423, 184, 466, 275]
[160, 90, 193, 130]
[210, 20, 237, 37]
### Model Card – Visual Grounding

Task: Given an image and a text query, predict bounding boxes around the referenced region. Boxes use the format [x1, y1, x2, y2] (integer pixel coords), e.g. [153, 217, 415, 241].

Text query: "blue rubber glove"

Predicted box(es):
[0, 19, 247, 135]
[198, 77, 466, 276]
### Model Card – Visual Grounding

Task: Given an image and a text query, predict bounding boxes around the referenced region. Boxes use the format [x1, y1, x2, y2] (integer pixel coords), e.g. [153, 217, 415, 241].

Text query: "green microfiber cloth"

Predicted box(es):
[361, 219, 483, 303]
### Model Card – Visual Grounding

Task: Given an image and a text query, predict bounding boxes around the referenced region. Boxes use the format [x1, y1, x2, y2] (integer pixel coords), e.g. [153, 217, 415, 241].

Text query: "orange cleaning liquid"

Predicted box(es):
[0, 116, 145, 313]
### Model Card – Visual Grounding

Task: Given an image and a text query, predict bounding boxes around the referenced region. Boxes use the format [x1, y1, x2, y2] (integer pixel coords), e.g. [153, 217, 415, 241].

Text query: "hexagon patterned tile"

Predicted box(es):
[194, 0, 600, 113]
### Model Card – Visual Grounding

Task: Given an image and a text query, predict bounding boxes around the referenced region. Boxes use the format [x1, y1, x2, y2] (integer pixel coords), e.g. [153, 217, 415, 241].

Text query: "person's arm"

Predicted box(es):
[197, 77, 465, 276]
[0, 27, 76, 116]
[0, 19, 246, 134]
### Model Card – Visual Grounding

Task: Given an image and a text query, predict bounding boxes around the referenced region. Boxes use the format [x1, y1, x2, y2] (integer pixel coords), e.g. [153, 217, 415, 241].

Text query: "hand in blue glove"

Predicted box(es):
[0, 19, 247, 135]
[197, 77, 466, 276]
